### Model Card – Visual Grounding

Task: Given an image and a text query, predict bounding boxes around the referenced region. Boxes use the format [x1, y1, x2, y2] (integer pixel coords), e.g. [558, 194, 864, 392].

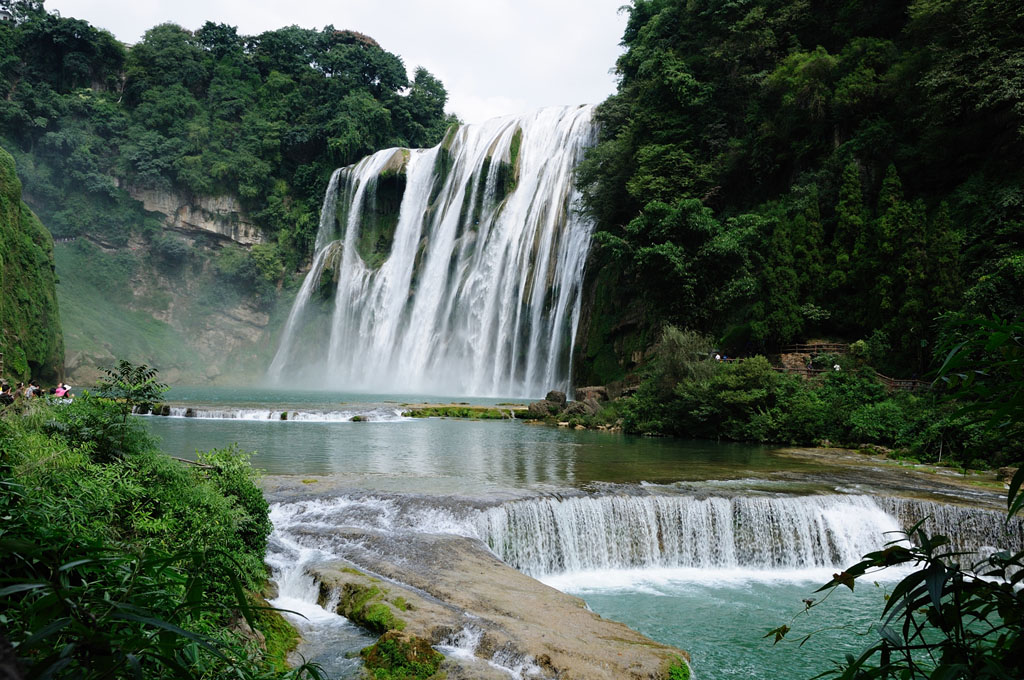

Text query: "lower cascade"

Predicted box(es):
[268, 491, 1021, 582]
[476, 494, 904, 576]
[269, 106, 598, 398]
[264, 490, 1020, 677]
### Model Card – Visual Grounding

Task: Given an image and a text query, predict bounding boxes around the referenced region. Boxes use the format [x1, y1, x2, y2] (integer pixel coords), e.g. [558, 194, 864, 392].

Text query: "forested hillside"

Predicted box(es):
[575, 0, 1024, 383]
[0, 0, 453, 382]
[0, 146, 62, 382]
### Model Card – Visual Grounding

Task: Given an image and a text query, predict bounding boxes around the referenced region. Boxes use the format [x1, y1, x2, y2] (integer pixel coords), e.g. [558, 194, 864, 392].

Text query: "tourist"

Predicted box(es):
[0, 383, 13, 407]
[12, 382, 25, 400]
[54, 383, 67, 397]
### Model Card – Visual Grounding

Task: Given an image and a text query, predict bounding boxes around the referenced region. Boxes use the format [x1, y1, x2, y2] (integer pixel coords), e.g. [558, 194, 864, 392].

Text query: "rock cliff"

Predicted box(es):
[123, 184, 264, 245]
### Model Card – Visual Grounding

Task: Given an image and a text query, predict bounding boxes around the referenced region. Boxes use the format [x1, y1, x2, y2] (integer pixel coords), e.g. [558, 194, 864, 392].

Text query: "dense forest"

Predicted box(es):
[0, 0, 453, 270]
[0, 0, 454, 382]
[576, 0, 1024, 381]
[0, 145, 62, 381]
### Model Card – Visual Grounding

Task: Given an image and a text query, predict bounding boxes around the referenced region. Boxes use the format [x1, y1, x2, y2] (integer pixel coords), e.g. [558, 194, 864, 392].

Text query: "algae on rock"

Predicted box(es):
[355, 149, 410, 269]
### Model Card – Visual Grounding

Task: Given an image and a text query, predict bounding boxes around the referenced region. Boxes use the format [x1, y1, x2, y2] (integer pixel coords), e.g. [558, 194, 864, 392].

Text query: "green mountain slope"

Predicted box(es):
[0, 147, 63, 382]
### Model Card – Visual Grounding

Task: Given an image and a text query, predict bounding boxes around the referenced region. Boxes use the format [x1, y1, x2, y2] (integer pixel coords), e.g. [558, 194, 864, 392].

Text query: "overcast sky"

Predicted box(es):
[45, 0, 629, 124]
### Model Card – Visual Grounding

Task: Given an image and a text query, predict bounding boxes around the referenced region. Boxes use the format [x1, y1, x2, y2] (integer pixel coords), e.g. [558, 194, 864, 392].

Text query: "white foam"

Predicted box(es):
[539, 565, 910, 594]
[139, 406, 410, 422]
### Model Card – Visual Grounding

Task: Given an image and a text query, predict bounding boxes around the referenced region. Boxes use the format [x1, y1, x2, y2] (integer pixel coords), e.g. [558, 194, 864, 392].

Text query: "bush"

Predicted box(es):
[0, 389, 312, 679]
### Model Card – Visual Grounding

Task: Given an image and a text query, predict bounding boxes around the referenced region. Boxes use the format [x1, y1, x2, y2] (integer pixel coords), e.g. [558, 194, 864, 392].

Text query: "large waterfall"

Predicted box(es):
[269, 106, 598, 397]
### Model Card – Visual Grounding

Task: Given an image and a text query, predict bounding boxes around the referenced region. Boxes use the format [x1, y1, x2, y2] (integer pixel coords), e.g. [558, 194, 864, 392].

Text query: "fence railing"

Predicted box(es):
[772, 364, 930, 392]
[781, 343, 850, 354]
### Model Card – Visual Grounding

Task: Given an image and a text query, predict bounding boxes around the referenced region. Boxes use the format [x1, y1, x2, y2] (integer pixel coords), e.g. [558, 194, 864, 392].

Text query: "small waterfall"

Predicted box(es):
[476, 494, 1024, 578]
[880, 497, 1024, 558]
[479, 495, 900, 577]
[269, 106, 598, 398]
[135, 405, 406, 422]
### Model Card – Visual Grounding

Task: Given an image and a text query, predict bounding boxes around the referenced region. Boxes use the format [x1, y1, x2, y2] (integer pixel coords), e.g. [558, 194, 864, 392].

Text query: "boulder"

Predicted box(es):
[544, 390, 567, 407]
[527, 399, 560, 418]
[574, 386, 609, 403]
[565, 398, 602, 417]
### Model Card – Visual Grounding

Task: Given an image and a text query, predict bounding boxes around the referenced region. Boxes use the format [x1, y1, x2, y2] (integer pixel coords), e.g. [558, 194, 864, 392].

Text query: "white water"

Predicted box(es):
[269, 106, 598, 398]
[264, 490, 1016, 677]
[476, 494, 906, 577]
[138, 405, 408, 422]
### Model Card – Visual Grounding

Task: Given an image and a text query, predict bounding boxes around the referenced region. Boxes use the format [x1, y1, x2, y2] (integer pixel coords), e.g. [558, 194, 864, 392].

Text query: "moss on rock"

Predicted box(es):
[355, 149, 408, 269]
[360, 630, 443, 680]
[327, 580, 406, 635]
[0, 146, 63, 382]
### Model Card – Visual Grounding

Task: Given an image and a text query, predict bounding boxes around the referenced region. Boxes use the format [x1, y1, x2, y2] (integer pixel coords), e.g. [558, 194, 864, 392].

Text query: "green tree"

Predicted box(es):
[95, 359, 168, 426]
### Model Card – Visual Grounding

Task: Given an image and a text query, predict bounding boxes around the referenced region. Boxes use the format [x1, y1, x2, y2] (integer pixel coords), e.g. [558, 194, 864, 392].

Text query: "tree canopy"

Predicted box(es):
[577, 0, 1024, 378]
[0, 2, 455, 266]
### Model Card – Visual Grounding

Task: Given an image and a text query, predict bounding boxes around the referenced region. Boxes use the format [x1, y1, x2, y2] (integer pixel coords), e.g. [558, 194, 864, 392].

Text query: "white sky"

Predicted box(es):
[45, 0, 629, 124]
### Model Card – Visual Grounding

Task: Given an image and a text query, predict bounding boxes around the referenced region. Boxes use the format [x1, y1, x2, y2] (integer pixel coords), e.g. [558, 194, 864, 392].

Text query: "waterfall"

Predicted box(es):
[477, 494, 1023, 578]
[880, 497, 1024, 558]
[479, 495, 887, 577]
[269, 105, 598, 398]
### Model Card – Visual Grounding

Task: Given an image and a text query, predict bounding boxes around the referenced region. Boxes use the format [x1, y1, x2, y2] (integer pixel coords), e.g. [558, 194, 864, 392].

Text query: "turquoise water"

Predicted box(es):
[142, 388, 899, 678]
[551, 571, 890, 680]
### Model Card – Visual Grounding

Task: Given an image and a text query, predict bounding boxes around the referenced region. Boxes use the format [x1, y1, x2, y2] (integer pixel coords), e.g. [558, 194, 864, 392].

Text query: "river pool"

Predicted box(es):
[141, 387, 977, 679]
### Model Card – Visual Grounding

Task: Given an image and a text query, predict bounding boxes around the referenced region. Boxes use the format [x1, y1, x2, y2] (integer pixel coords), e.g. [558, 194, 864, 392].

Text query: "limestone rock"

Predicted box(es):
[544, 390, 567, 407]
[574, 386, 608, 403]
[527, 399, 559, 418]
[310, 531, 687, 680]
[565, 398, 601, 417]
[122, 183, 263, 245]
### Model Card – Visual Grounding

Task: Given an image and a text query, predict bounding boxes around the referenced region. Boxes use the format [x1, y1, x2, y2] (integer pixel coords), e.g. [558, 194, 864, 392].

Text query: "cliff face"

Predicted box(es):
[0, 148, 63, 383]
[123, 184, 265, 246]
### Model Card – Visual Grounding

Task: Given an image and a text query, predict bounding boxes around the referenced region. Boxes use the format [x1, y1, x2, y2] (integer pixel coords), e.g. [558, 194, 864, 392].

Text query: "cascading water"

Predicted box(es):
[264, 490, 1020, 678]
[269, 106, 598, 398]
[476, 494, 907, 577]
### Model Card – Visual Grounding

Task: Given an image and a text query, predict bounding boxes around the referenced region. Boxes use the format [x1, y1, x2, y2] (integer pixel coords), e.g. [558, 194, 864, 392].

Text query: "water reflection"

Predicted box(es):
[143, 416, 819, 493]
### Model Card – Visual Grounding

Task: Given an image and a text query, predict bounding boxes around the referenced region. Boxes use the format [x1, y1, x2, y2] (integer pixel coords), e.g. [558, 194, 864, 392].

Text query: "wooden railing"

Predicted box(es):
[773, 364, 930, 392]
[781, 343, 850, 354]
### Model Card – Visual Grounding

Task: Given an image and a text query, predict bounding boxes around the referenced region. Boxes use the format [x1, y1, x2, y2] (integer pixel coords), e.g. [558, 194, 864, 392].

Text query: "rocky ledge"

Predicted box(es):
[305, 529, 688, 679]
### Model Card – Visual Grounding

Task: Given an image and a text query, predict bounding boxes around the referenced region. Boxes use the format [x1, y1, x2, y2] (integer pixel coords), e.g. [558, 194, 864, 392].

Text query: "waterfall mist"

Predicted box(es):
[269, 106, 598, 398]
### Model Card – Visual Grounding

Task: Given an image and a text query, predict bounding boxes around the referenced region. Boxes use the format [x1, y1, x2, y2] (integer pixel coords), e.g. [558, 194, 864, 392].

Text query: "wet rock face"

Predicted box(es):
[310, 531, 687, 680]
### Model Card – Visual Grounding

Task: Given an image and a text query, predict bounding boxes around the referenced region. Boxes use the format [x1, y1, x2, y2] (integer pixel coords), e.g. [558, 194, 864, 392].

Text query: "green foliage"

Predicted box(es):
[0, 146, 63, 383]
[96, 359, 169, 426]
[0, 8, 452, 272]
[402, 405, 509, 419]
[666, 657, 692, 680]
[359, 631, 443, 680]
[197, 444, 272, 558]
[761, 318, 1024, 680]
[577, 0, 1024, 375]
[619, 324, 1018, 466]
[0, 387, 319, 679]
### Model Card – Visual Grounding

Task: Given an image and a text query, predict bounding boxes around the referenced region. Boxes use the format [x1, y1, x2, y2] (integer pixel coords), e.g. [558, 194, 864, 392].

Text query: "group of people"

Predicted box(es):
[0, 380, 73, 406]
